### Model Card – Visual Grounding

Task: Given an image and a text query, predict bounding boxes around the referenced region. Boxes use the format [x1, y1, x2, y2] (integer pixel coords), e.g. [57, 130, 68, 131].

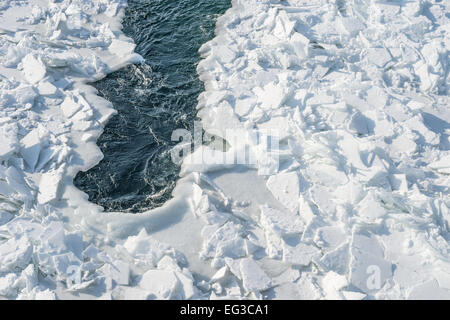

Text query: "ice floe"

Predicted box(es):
[0, 0, 449, 300]
[190, 0, 450, 300]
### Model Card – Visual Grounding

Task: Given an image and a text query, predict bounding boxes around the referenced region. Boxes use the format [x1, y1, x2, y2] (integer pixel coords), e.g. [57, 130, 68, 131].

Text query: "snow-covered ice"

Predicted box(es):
[0, 0, 449, 300]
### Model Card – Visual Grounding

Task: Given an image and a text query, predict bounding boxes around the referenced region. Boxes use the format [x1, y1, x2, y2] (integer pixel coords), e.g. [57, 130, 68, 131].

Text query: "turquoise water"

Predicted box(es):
[74, 0, 231, 212]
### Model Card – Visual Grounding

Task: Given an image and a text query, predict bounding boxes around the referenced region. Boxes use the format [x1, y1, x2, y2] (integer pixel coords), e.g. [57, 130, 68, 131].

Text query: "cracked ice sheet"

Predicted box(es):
[1, 0, 450, 301]
[191, 0, 450, 300]
[0, 0, 206, 301]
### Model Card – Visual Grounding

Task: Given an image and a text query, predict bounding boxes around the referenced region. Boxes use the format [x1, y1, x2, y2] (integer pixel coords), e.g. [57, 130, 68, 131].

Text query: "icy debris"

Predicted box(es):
[139, 269, 180, 299]
[273, 10, 295, 39]
[342, 290, 366, 300]
[306, 92, 335, 106]
[388, 174, 408, 194]
[37, 80, 58, 96]
[138, 266, 195, 300]
[429, 155, 450, 175]
[22, 54, 46, 84]
[20, 126, 47, 171]
[282, 243, 321, 267]
[339, 17, 365, 36]
[366, 47, 391, 68]
[254, 81, 292, 111]
[60, 95, 83, 118]
[0, 273, 20, 297]
[193, 0, 450, 300]
[407, 280, 450, 300]
[37, 169, 62, 204]
[0, 0, 149, 300]
[349, 232, 392, 294]
[307, 163, 348, 187]
[100, 260, 129, 286]
[212, 45, 237, 65]
[319, 242, 350, 275]
[123, 287, 153, 300]
[260, 205, 303, 236]
[0, 123, 18, 160]
[356, 191, 387, 222]
[109, 39, 136, 58]
[313, 226, 347, 251]
[266, 172, 300, 214]
[295, 274, 323, 300]
[239, 258, 272, 293]
[211, 266, 228, 283]
[290, 33, 309, 58]
[201, 221, 247, 262]
[0, 212, 13, 226]
[123, 228, 177, 268]
[0, 0, 448, 300]
[348, 111, 372, 135]
[322, 271, 348, 300]
[0, 237, 33, 272]
[404, 115, 440, 145]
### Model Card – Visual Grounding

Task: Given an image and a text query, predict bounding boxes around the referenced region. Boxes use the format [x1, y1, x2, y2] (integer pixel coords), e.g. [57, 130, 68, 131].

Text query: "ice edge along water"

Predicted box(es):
[0, 0, 449, 300]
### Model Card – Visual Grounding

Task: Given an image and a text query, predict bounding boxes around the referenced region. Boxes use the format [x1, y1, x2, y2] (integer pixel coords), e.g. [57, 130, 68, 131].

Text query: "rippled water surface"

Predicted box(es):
[74, 0, 231, 212]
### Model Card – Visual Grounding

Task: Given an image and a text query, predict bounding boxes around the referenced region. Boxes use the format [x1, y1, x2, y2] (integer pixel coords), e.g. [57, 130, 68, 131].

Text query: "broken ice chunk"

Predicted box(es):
[282, 243, 321, 267]
[123, 228, 172, 267]
[407, 279, 450, 300]
[100, 260, 129, 286]
[319, 242, 350, 275]
[173, 271, 196, 300]
[20, 127, 49, 171]
[138, 269, 181, 299]
[322, 271, 348, 300]
[290, 32, 309, 58]
[257, 116, 291, 141]
[210, 266, 228, 283]
[307, 163, 348, 188]
[201, 222, 247, 260]
[22, 54, 46, 84]
[254, 82, 292, 110]
[296, 274, 323, 299]
[0, 273, 19, 297]
[404, 115, 440, 145]
[390, 134, 417, 156]
[259, 205, 304, 236]
[0, 123, 18, 161]
[109, 39, 136, 58]
[349, 232, 392, 293]
[413, 60, 439, 92]
[266, 172, 300, 214]
[37, 80, 58, 96]
[273, 10, 295, 39]
[342, 290, 366, 300]
[211, 45, 236, 65]
[123, 287, 153, 300]
[239, 258, 272, 293]
[234, 96, 257, 117]
[339, 17, 365, 36]
[348, 111, 373, 135]
[366, 48, 391, 68]
[306, 92, 335, 106]
[0, 237, 33, 272]
[388, 174, 408, 194]
[60, 95, 83, 118]
[366, 86, 388, 108]
[37, 170, 62, 204]
[314, 226, 347, 251]
[429, 155, 450, 175]
[356, 191, 387, 222]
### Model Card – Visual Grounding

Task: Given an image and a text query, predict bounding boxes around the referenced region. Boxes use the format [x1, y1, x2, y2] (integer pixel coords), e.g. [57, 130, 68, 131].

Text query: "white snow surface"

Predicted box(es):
[0, 0, 449, 300]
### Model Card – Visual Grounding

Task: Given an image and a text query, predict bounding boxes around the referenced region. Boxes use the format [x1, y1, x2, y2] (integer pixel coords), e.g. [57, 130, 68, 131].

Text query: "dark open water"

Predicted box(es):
[74, 0, 230, 212]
